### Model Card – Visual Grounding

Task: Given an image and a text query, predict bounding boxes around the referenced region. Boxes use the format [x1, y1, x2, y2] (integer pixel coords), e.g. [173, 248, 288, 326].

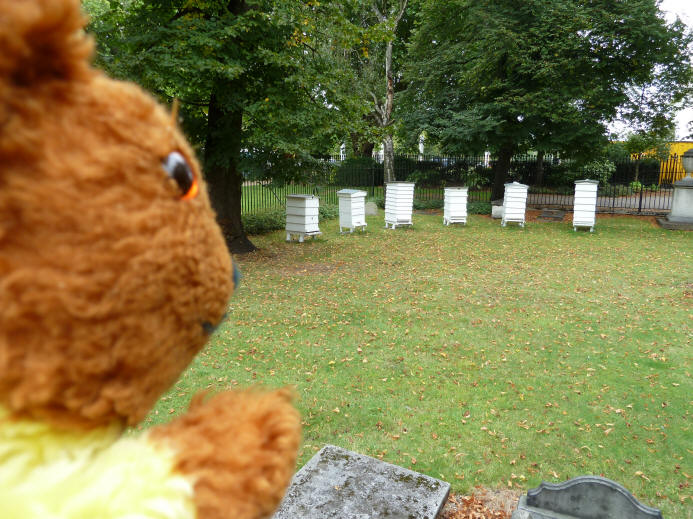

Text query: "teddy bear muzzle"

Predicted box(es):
[201, 263, 240, 336]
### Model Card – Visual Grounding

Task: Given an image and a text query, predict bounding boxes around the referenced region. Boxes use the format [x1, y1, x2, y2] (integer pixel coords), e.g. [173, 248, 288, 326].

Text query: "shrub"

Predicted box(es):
[468, 201, 492, 214]
[242, 204, 339, 236]
[336, 157, 382, 187]
[413, 199, 444, 210]
[242, 209, 285, 235]
[319, 203, 339, 220]
[629, 180, 643, 192]
[407, 169, 440, 187]
[581, 159, 616, 186]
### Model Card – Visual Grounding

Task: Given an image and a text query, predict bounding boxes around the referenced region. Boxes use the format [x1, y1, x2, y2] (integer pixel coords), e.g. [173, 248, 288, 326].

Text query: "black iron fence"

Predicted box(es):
[242, 154, 684, 215]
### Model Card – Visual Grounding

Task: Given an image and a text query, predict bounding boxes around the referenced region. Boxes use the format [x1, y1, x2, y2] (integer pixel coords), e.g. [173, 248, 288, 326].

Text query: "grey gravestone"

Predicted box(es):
[510, 475, 663, 519]
[273, 445, 450, 519]
[365, 201, 379, 216]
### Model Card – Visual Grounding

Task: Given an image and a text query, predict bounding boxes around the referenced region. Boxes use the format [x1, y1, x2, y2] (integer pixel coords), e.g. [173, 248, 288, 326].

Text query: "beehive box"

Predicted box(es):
[384, 182, 415, 229]
[337, 189, 367, 233]
[443, 187, 468, 225]
[286, 194, 321, 242]
[573, 180, 599, 231]
[501, 182, 529, 227]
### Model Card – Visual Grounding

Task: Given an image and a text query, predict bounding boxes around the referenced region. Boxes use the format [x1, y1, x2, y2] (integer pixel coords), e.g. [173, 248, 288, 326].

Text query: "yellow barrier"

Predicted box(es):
[659, 141, 693, 184]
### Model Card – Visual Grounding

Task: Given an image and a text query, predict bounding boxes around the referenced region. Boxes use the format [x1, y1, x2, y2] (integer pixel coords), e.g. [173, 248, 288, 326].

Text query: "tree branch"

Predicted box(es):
[373, 3, 385, 22]
[394, 0, 408, 26]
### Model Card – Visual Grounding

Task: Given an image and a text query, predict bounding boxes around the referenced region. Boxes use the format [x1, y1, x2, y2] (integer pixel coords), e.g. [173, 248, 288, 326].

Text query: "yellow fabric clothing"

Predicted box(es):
[0, 407, 195, 519]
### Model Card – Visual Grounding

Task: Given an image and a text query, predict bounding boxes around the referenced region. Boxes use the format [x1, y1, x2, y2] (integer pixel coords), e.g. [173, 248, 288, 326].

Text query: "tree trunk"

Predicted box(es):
[535, 150, 545, 186]
[373, 0, 406, 184]
[350, 132, 375, 157]
[492, 145, 514, 201]
[382, 37, 395, 183]
[383, 134, 395, 182]
[360, 141, 375, 158]
[204, 85, 256, 254]
[634, 154, 641, 183]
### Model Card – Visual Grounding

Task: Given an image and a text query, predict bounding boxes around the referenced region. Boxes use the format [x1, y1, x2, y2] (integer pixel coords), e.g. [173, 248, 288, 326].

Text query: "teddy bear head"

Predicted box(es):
[0, 1, 235, 429]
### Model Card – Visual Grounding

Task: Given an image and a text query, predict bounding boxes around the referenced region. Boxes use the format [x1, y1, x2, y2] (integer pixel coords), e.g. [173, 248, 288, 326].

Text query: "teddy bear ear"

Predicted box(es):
[0, 0, 93, 90]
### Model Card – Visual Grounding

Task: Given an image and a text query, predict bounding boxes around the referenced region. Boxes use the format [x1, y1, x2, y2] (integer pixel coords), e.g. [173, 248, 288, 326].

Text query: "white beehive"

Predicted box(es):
[501, 182, 528, 227]
[285, 194, 321, 242]
[573, 180, 599, 232]
[443, 187, 468, 225]
[337, 189, 367, 233]
[384, 182, 415, 229]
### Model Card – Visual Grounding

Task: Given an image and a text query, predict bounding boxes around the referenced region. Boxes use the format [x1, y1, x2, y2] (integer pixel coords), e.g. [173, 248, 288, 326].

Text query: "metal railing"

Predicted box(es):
[241, 154, 679, 215]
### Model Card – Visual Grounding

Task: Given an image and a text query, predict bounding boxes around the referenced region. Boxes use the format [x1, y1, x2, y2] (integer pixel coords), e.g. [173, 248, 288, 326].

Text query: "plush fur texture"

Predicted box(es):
[152, 389, 301, 519]
[0, 1, 300, 517]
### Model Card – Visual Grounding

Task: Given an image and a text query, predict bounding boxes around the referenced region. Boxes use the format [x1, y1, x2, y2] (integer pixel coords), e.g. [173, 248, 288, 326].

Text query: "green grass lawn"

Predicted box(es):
[143, 211, 692, 516]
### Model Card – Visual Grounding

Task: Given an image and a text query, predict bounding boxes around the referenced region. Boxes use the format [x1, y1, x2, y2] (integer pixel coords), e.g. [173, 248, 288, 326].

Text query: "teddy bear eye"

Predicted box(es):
[162, 151, 198, 200]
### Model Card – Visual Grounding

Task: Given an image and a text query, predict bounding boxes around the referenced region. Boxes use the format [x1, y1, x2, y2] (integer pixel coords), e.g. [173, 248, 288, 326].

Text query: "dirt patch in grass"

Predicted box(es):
[438, 488, 523, 518]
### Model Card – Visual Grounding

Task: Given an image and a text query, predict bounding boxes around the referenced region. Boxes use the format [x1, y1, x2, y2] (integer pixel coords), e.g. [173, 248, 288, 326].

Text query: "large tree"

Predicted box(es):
[401, 0, 693, 199]
[85, 0, 357, 253]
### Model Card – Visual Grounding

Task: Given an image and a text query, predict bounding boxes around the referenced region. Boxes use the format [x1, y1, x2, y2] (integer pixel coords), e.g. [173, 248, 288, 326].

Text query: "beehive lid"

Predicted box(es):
[504, 181, 528, 188]
[386, 182, 415, 186]
[337, 189, 367, 196]
[575, 179, 599, 185]
[287, 194, 318, 200]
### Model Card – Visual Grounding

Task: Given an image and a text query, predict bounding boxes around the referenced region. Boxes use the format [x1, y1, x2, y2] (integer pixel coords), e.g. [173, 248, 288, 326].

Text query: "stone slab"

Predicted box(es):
[273, 445, 450, 519]
[510, 476, 662, 519]
[657, 217, 693, 231]
[365, 201, 379, 216]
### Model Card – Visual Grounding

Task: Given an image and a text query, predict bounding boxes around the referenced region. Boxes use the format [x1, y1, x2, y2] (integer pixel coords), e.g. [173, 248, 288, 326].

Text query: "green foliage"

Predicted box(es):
[581, 159, 616, 187]
[406, 169, 439, 186]
[412, 198, 443, 210]
[318, 203, 339, 221]
[463, 167, 490, 190]
[629, 181, 643, 192]
[336, 157, 383, 187]
[241, 209, 285, 236]
[83, 0, 371, 248]
[241, 151, 337, 186]
[467, 201, 491, 214]
[623, 131, 673, 162]
[605, 141, 631, 163]
[241, 203, 339, 236]
[401, 0, 692, 173]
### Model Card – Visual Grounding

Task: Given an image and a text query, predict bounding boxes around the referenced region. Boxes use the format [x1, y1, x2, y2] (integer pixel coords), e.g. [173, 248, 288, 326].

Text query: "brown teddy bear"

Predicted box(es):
[0, 1, 301, 518]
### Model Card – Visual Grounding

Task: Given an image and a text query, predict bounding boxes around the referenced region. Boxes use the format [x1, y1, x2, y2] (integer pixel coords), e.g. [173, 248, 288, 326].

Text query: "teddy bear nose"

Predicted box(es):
[201, 265, 240, 335]
[201, 321, 217, 335]
[232, 263, 241, 290]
